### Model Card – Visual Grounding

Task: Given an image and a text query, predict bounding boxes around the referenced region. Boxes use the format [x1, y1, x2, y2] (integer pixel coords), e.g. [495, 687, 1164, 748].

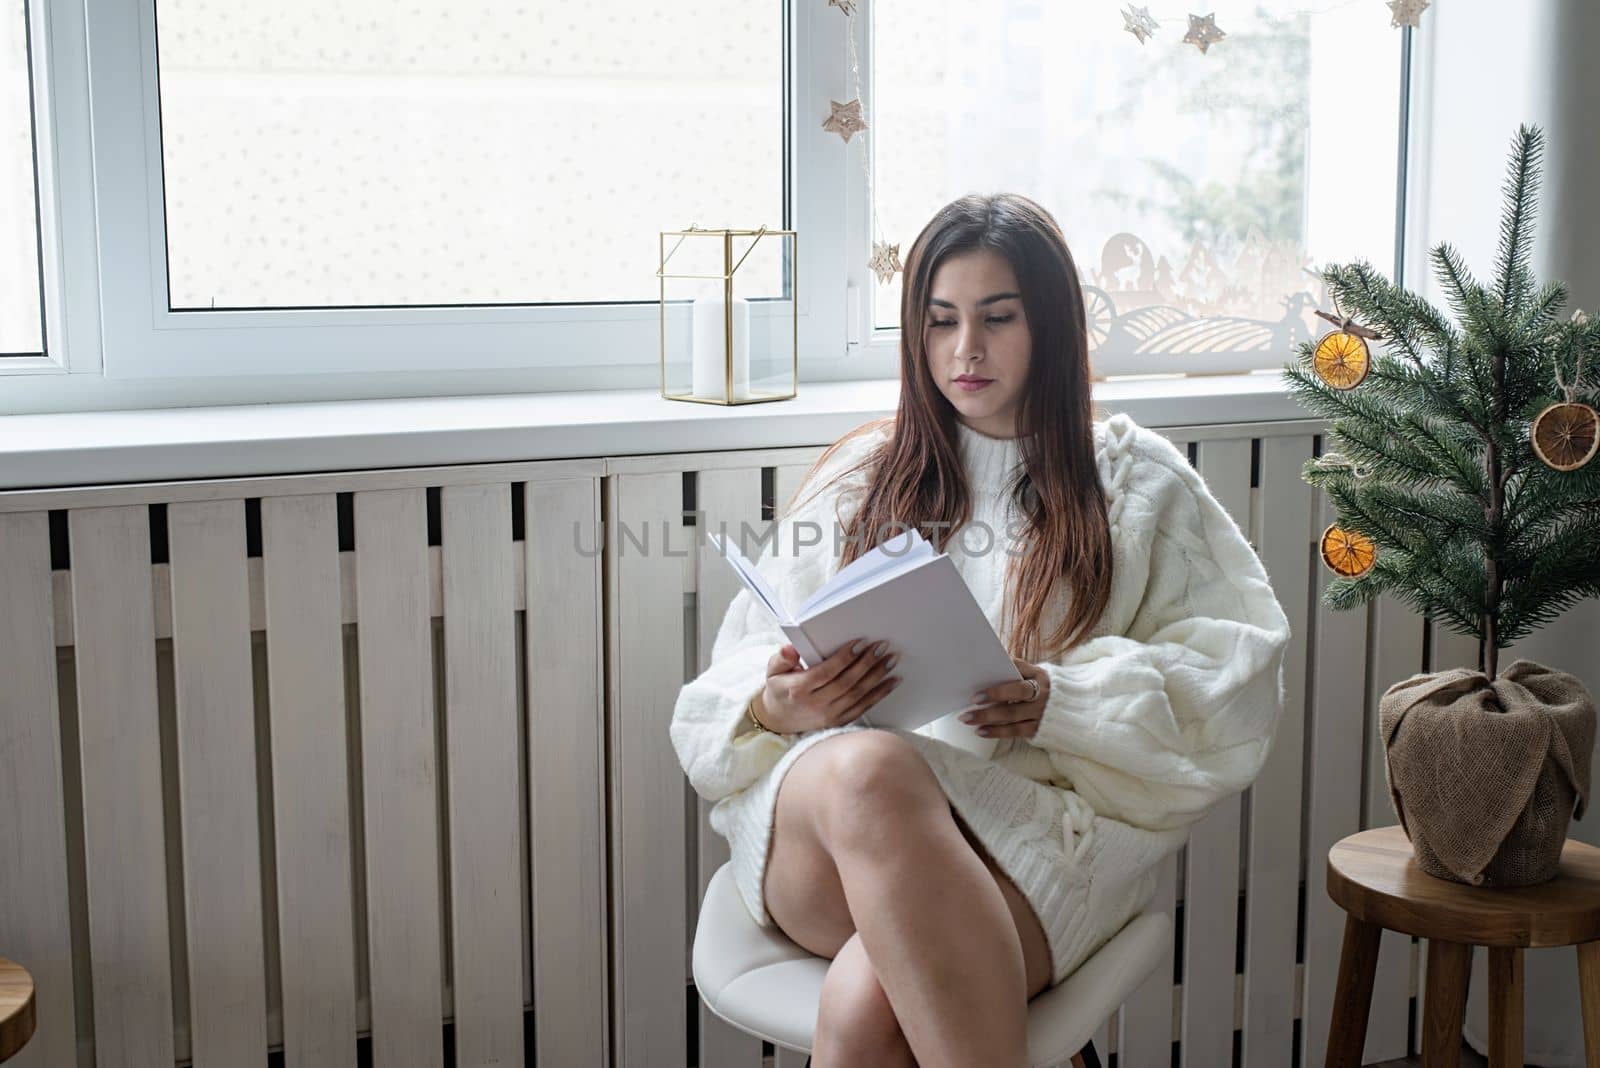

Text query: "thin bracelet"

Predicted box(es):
[746, 692, 777, 734]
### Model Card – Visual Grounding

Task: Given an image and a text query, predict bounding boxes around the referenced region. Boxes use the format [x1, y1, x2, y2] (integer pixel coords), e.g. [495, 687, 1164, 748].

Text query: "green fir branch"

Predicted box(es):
[1324, 420, 1445, 488]
[1494, 125, 1544, 309]
[1393, 412, 1489, 502]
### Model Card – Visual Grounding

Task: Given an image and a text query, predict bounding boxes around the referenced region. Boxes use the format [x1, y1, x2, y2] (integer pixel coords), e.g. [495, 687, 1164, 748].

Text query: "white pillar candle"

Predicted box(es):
[691, 292, 751, 400]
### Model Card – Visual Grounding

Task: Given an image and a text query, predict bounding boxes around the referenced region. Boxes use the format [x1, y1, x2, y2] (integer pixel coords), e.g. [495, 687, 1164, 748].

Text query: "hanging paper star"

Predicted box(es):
[1387, 0, 1429, 28]
[821, 99, 868, 144]
[827, 0, 857, 13]
[868, 241, 902, 285]
[1182, 12, 1227, 53]
[1121, 4, 1159, 44]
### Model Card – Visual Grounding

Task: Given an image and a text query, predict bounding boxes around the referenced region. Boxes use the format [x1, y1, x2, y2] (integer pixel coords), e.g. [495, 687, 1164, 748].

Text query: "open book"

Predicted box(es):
[708, 527, 1023, 732]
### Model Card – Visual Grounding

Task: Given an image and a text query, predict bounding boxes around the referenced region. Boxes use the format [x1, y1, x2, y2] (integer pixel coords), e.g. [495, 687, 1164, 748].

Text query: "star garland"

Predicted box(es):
[1122, 4, 1159, 43]
[1182, 12, 1227, 52]
[1121, 2, 1428, 50]
[868, 242, 903, 285]
[820, 99, 867, 143]
[1387, 0, 1429, 28]
[821, 0, 899, 286]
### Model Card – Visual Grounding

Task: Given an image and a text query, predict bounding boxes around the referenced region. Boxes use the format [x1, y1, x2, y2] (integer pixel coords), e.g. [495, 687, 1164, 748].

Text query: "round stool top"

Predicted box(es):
[0, 957, 36, 1063]
[1327, 826, 1600, 948]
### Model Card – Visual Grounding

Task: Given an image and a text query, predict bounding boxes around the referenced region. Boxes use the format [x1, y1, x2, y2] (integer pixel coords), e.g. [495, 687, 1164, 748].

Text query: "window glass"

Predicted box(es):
[154, 1, 784, 309]
[873, 1, 1402, 374]
[2, 0, 42, 354]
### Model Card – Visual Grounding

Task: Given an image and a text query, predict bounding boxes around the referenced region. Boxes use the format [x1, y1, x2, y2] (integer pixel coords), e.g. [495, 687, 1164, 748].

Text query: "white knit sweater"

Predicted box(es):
[670, 411, 1292, 983]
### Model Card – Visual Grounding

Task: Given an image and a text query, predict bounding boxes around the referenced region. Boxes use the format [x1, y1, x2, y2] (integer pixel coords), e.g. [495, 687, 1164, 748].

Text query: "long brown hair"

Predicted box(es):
[789, 193, 1112, 662]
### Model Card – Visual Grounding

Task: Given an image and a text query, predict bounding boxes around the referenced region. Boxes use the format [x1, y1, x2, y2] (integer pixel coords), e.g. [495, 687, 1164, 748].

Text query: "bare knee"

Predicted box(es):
[812, 732, 947, 852]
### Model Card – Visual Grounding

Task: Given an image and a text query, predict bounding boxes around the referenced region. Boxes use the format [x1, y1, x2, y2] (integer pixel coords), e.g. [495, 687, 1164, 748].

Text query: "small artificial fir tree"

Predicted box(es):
[1283, 125, 1600, 682]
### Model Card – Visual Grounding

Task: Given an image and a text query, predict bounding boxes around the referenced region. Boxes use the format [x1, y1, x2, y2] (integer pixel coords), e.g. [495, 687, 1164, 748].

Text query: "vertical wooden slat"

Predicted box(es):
[1241, 435, 1315, 1068]
[1364, 593, 1425, 1063]
[1178, 437, 1251, 1067]
[0, 512, 79, 1068]
[167, 500, 270, 1066]
[773, 462, 814, 518]
[440, 484, 524, 1065]
[261, 495, 359, 1067]
[608, 473, 690, 1067]
[68, 505, 176, 1065]
[1300, 484, 1378, 1066]
[526, 478, 608, 1068]
[354, 489, 443, 1068]
[1429, 623, 1480, 674]
[693, 467, 766, 1066]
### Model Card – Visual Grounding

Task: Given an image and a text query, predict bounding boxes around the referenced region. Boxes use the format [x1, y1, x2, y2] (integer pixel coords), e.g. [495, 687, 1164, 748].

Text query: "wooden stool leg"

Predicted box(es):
[1423, 939, 1472, 1068]
[1325, 915, 1382, 1068]
[1578, 940, 1600, 1068]
[1486, 947, 1523, 1068]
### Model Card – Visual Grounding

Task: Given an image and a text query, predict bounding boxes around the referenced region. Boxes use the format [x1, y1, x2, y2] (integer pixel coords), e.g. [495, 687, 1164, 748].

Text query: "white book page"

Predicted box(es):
[708, 532, 791, 625]
[796, 528, 932, 619]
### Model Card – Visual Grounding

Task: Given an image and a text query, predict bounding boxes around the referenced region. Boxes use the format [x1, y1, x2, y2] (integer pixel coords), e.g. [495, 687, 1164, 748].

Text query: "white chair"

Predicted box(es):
[692, 862, 1172, 1068]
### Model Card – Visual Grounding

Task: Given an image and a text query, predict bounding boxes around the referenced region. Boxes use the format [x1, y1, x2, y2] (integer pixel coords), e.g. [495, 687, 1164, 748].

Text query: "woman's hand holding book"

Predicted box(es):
[958, 657, 1049, 739]
[756, 639, 902, 735]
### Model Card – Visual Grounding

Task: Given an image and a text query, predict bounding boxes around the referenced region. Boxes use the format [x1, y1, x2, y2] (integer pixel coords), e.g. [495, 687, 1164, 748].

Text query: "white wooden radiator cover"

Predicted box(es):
[0, 418, 1477, 1068]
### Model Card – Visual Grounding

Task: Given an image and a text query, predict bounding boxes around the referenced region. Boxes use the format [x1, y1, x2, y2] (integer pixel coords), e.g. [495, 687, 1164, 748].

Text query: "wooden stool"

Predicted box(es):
[1322, 826, 1600, 1068]
[0, 957, 36, 1064]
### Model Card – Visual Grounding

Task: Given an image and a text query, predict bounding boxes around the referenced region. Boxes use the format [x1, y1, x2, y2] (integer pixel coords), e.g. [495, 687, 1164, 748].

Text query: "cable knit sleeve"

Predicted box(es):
[1030, 420, 1292, 833]
[668, 427, 883, 803]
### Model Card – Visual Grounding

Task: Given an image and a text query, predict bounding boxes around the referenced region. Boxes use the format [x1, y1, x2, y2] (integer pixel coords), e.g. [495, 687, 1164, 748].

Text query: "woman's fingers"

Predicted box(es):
[766, 645, 801, 677]
[970, 661, 1047, 709]
[974, 679, 1031, 706]
[811, 640, 888, 702]
[839, 671, 902, 722]
[826, 646, 896, 714]
[805, 639, 875, 693]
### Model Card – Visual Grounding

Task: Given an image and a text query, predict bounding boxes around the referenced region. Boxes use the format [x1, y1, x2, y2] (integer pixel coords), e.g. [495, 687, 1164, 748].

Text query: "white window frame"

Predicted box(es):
[3, 0, 100, 377]
[5, 0, 1406, 399]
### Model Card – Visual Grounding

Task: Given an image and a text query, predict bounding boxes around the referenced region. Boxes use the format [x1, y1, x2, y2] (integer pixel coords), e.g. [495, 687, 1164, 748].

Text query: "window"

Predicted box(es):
[16, 0, 1410, 402]
[152, 1, 784, 311]
[2, 0, 43, 355]
[869, 1, 1404, 377]
[77, 0, 794, 383]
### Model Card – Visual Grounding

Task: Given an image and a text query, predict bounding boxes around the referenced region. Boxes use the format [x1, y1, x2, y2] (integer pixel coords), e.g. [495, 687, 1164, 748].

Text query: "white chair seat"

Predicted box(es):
[692, 862, 1171, 1067]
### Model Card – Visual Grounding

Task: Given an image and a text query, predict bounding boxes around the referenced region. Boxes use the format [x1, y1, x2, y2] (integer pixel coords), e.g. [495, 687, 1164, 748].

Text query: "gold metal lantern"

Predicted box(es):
[657, 226, 798, 405]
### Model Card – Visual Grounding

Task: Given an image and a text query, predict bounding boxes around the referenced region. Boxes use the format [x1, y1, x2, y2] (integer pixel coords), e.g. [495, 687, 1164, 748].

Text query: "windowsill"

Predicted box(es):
[0, 372, 1312, 491]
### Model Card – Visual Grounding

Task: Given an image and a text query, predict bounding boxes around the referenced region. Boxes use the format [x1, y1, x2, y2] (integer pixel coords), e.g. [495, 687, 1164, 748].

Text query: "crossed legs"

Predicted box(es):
[762, 730, 1053, 1068]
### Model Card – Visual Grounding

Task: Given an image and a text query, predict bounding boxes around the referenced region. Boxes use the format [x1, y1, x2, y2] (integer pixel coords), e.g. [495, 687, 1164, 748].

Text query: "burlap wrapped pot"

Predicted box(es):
[1378, 658, 1594, 887]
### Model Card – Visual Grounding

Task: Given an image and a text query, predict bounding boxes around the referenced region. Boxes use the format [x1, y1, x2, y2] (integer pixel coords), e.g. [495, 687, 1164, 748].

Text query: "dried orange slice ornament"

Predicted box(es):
[1530, 401, 1600, 471]
[1310, 311, 1380, 391]
[1320, 524, 1377, 578]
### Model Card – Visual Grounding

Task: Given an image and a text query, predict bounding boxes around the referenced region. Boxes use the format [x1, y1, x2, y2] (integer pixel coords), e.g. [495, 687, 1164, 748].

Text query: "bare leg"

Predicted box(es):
[815, 734, 1031, 1068]
[812, 932, 918, 1068]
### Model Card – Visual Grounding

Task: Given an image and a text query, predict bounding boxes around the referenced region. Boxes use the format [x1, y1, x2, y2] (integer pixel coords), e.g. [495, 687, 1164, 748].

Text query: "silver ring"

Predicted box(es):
[1022, 677, 1040, 702]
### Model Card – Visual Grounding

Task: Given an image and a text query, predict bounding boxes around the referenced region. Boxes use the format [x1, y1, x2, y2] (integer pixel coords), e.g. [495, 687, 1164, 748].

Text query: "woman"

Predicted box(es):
[669, 193, 1291, 1068]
